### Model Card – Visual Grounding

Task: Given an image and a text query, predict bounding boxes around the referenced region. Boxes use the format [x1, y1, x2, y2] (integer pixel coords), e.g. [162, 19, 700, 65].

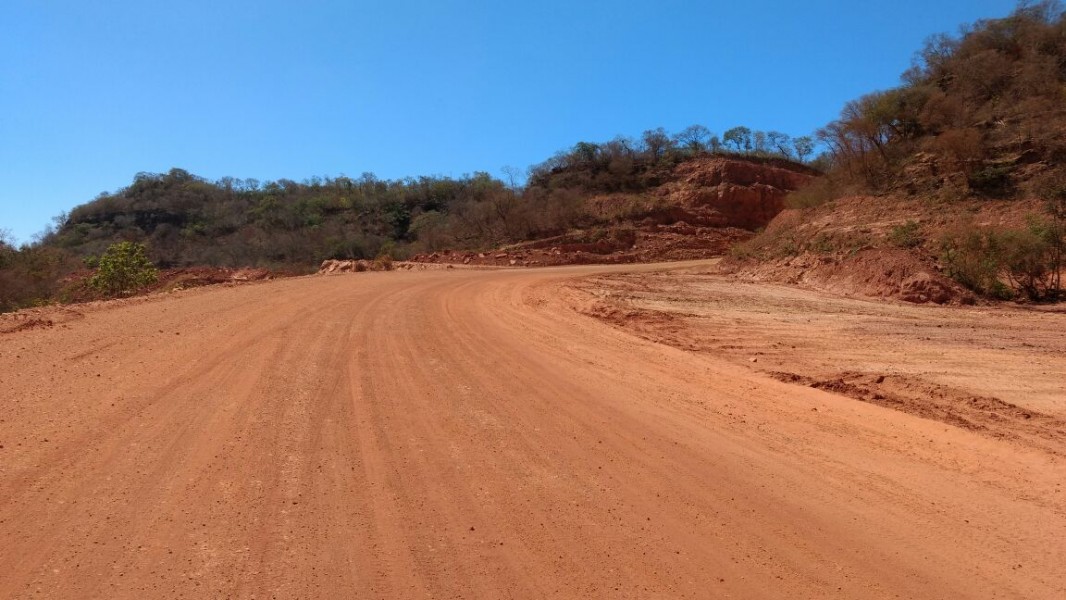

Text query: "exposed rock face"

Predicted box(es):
[411, 156, 817, 268]
[653, 158, 815, 230]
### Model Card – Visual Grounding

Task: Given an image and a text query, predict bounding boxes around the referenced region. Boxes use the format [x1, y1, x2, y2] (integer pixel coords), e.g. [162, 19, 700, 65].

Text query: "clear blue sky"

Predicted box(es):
[1, 0, 1020, 244]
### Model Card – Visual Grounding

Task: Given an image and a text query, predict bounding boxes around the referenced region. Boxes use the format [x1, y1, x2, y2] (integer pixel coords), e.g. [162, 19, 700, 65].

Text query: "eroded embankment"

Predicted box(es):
[570, 267, 1066, 455]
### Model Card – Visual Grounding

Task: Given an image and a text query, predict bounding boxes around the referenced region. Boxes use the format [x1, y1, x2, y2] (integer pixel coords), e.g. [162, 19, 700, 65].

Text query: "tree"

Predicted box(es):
[1014, 0, 1065, 24]
[674, 124, 712, 154]
[1045, 182, 1066, 296]
[572, 141, 601, 166]
[89, 241, 158, 296]
[641, 128, 674, 160]
[0, 229, 14, 269]
[607, 135, 637, 158]
[753, 131, 769, 155]
[793, 136, 815, 163]
[500, 166, 524, 192]
[723, 126, 753, 153]
[767, 131, 793, 158]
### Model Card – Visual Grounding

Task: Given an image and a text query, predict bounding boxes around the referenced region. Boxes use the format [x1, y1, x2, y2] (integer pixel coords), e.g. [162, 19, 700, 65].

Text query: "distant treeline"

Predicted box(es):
[534, 126, 815, 180]
[35, 124, 813, 267]
[1, 125, 815, 312]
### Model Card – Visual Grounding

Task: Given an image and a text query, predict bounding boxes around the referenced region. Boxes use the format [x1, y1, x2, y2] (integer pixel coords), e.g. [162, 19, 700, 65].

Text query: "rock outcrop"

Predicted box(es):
[652, 158, 815, 230]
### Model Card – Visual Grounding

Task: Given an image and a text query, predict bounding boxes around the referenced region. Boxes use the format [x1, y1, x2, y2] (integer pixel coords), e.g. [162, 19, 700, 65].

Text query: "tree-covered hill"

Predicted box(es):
[731, 1, 1066, 303]
[1, 124, 812, 312]
[39, 126, 811, 269]
[816, 0, 1066, 199]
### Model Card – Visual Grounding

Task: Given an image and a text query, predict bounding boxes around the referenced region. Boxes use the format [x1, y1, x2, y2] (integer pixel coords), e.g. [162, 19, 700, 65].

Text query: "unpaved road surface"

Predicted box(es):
[1, 262, 1064, 599]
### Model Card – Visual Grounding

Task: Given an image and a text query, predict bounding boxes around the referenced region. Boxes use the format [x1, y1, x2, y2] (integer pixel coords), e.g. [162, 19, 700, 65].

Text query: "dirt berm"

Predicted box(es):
[722, 194, 1055, 304]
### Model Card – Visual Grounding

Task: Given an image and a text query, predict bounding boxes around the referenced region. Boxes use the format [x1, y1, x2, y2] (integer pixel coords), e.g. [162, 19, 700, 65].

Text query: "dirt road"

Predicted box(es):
[1, 263, 1063, 599]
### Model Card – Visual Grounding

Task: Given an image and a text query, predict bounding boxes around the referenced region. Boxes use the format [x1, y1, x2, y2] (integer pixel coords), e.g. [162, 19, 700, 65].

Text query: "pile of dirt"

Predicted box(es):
[59, 266, 286, 304]
[0, 316, 55, 334]
[0, 305, 87, 334]
[411, 226, 752, 268]
[318, 259, 394, 274]
[412, 157, 814, 267]
[723, 247, 974, 305]
[158, 266, 277, 289]
[723, 194, 1049, 304]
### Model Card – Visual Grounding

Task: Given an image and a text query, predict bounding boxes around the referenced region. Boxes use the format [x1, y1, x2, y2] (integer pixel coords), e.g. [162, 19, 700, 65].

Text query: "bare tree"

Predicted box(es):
[767, 131, 793, 158]
[500, 166, 523, 192]
[641, 128, 674, 160]
[674, 124, 712, 154]
[753, 131, 769, 155]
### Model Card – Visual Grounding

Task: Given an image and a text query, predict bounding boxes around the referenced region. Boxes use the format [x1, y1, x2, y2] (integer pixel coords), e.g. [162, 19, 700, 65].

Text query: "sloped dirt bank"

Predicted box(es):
[571, 266, 1066, 454]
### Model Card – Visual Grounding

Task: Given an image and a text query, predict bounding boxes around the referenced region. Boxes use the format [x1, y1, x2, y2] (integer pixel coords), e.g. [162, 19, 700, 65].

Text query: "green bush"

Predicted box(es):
[889, 220, 923, 248]
[89, 242, 158, 296]
[0, 246, 72, 312]
[939, 218, 1060, 300]
[940, 226, 1012, 299]
[1000, 225, 1052, 299]
[967, 165, 1014, 197]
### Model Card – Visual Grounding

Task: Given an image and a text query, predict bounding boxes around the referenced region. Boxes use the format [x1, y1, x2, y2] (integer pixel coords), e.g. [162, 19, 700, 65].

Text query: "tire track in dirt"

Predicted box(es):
[1, 264, 1063, 598]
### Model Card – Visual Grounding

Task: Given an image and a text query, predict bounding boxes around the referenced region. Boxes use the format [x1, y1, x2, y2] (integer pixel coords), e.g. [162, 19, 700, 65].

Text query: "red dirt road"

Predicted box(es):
[1, 263, 1064, 599]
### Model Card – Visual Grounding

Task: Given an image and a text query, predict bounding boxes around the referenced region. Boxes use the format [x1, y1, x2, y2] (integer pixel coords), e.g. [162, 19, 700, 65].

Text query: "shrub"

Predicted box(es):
[967, 166, 1014, 197]
[889, 220, 924, 248]
[809, 233, 835, 253]
[0, 246, 73, 312]
[1000, 224, 1053, 299]
[939, 218, 1060, 300]
[931, 128, 984, 167]
[89, 241, 158, 296]
[939, 226, 1012, 298]
[610, 225, 638, 248]
[373, 255, 394, 271]
[787, 178, 839, 209]
[728, 242, 754, 260]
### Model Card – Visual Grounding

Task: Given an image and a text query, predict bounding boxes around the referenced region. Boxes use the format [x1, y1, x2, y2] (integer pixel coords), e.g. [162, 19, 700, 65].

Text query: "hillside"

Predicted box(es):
[5, 3, 1065, 311]
[30, 125, 811, 273]
[724, 194, 1053, 304]
[1, 136, 814, 311]
[815, 1, 1066, 198]
[727, 2, 1066, 303]
[411, 156, 815, 267]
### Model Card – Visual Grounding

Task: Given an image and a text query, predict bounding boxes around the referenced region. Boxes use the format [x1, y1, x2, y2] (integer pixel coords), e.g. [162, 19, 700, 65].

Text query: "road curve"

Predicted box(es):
[1, 263, 1063, 599]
